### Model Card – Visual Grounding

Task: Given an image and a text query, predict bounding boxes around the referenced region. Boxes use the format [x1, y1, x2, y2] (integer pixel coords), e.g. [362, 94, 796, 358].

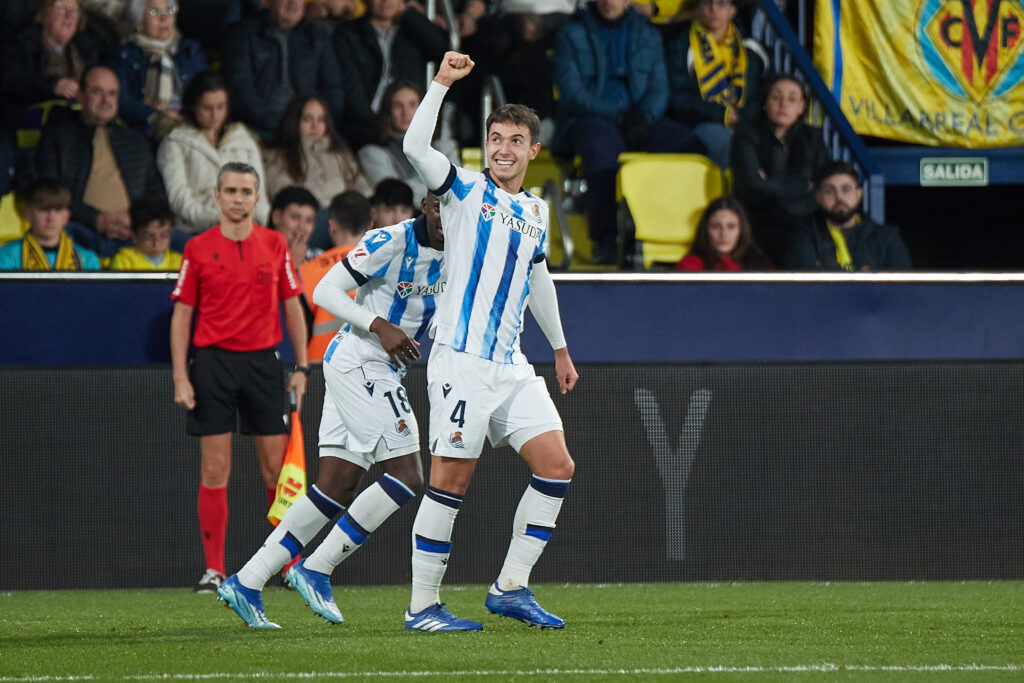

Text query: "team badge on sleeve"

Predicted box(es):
[349, 245, 370, 268]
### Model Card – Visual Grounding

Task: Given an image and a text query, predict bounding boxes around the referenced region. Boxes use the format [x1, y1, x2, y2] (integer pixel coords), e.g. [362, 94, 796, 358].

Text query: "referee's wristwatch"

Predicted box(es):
[292, 364, 311, 376]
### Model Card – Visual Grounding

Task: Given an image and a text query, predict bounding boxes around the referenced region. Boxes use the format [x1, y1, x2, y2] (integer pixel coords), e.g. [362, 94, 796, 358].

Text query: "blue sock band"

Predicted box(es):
[380, 473, 416, 506]
[337, 512, 370, 545]
[529, 476, 570, 499]
[425, 486, 463, 509]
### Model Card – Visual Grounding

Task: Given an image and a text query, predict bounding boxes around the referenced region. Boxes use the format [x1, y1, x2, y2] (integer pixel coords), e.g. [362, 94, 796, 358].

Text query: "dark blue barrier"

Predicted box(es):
[2, 274, 1024, 364]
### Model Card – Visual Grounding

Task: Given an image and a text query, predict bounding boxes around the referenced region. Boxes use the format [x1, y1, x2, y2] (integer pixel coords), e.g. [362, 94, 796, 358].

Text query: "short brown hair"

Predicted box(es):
[25, 178, 71, 211]
[486, 103, 541, 145]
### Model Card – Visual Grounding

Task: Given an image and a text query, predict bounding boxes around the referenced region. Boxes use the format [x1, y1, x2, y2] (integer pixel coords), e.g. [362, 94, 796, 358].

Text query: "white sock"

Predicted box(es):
[304, 474, 416, 575]
[236, 485, 343, 590]
[496, 476, 570, 591]
[409, 486, 462, 613]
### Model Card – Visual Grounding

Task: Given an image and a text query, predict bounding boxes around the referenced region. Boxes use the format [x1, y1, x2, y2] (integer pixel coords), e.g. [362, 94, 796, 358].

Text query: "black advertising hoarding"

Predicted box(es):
[2, 362, 1021, 590]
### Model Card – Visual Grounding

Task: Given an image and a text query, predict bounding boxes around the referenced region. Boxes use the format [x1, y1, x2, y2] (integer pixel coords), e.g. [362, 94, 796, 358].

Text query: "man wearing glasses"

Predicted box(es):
[112, 0, 208, 137]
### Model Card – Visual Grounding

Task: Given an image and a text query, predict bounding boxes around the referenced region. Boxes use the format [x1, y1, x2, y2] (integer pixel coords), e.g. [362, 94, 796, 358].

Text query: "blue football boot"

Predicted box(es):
[404, 603, 483, 631]
[285, 559, 343, 624]
[484, 582, 565, 629]
[217, 575, 280, 629]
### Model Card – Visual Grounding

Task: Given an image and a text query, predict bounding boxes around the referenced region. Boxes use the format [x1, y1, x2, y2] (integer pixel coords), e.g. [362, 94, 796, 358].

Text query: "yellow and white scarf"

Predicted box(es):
[21, 232, 81, 271]
[690, 21, 749, 115]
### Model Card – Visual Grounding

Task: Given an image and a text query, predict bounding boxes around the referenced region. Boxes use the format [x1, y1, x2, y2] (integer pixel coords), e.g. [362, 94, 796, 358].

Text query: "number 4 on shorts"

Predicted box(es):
[450, 400, 466, 428]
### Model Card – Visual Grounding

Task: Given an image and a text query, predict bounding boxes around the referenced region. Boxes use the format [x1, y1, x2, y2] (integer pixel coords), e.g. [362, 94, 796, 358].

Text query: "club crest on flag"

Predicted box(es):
[919, 0, 1024, 102]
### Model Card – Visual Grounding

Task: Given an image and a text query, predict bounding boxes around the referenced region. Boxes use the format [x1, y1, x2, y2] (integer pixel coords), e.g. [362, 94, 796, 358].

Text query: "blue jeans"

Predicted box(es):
[693, 122, 733, 169]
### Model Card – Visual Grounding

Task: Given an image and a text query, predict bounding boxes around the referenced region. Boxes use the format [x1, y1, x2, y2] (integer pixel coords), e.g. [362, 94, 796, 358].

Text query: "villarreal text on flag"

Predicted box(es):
[814, 0, 1024, 147]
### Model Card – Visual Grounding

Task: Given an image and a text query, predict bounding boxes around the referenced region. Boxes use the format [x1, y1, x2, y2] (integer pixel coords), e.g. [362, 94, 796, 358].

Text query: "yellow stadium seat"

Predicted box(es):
[616, 153, 725, 269]
[462, 147, 483, 172]
[0, 192, 29, 246]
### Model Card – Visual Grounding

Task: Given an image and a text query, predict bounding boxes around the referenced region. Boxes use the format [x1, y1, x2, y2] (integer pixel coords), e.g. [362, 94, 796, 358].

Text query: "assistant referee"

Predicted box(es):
[170, 161, 309, 593]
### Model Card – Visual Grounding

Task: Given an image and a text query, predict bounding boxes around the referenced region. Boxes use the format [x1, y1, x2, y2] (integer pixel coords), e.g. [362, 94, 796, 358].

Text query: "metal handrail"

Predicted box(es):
[752, 0, 885, 223]
[425, 0, 460, 84]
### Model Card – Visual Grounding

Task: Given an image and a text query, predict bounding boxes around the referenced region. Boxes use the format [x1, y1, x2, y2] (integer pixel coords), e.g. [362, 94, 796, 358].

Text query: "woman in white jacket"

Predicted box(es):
[358, 80, 460, 206]
[157, 70, 269, 239]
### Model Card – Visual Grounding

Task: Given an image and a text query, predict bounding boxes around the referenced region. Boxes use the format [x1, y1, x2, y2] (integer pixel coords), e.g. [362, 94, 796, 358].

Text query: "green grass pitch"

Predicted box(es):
[1, 582, 1021, 682]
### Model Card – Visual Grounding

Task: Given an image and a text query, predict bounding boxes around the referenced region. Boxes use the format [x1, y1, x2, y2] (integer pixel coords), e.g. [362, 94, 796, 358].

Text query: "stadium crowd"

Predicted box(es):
[0, 0, 910, 273]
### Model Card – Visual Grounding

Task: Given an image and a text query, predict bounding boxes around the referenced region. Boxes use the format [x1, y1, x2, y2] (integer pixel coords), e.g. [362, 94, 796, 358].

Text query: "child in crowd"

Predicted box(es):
[0, 179, 100, 271]
[368, 178, 415, 228]
[270, 186, 321, 267]
[676, 196, 772, 271]
[110, 198, 182, 271]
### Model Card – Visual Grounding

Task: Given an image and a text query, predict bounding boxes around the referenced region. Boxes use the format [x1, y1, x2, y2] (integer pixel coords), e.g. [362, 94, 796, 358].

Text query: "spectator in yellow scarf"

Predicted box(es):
[0, 179, 100, 271]
[664, 0, 768, 168]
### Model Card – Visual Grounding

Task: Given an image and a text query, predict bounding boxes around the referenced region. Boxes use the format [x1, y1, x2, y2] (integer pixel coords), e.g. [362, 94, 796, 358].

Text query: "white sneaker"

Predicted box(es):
[193, 568, 225, 594]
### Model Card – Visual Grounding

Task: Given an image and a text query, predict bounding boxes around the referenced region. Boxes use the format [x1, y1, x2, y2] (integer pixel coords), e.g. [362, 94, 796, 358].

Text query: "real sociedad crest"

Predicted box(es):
[919, 0, 1024, 102]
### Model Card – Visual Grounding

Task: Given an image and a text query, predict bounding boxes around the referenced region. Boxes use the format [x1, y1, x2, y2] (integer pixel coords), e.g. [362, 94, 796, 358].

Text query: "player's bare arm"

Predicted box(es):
[433, 51, 475, 87]
[370, 316, 422, 367]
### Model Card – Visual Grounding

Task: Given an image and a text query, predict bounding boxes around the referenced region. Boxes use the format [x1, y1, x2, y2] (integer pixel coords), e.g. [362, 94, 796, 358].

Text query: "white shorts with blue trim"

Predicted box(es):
[319, 361, 420, 470]
[427, 343, 563, 459]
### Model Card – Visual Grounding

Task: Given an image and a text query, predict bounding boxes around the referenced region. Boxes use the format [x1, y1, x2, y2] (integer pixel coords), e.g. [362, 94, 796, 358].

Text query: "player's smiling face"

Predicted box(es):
[486, 121, 539, 192]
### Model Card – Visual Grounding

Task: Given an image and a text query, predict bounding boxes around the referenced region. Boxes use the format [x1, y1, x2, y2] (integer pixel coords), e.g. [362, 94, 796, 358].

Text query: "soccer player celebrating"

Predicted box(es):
[217, 194, 445, 628]
[402, 51, 578, 632]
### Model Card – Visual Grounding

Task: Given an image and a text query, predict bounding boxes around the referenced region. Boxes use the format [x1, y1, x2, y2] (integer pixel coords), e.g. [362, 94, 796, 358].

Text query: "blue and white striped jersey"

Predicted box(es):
[323, 216, 445, 371]
[432, 165, 549, 365]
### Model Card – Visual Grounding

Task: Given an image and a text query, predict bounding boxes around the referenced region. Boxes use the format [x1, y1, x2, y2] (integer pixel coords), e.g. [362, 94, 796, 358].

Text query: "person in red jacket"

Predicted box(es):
[170, 161, 309, 593]
[676, 196, 772, 272]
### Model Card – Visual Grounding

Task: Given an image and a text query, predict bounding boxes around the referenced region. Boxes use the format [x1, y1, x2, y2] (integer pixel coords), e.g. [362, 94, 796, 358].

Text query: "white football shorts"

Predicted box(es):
[427, 343, 563, 459]
[319, 361, 420, 469]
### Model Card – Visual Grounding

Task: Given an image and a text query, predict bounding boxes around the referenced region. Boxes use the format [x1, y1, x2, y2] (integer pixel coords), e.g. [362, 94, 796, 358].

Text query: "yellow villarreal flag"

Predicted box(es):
[814, 0, 1024, 147]
[268, 407, 307, 526]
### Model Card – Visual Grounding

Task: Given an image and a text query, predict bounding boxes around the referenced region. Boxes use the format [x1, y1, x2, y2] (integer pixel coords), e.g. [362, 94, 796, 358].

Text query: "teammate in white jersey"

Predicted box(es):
[217, 195, 446, 629]
[402, 52, 578, 632]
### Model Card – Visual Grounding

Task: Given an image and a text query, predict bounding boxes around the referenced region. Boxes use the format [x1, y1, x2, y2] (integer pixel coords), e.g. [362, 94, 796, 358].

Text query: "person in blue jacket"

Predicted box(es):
[552, 0, 702, 265]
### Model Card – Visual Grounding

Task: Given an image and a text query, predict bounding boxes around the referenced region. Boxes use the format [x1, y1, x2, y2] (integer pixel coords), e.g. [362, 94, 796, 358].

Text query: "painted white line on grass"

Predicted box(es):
[2, 665, 1023, 681]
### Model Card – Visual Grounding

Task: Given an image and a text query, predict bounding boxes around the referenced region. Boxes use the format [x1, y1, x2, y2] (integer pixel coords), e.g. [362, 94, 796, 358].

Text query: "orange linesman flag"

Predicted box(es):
[268, 408, 307, 526]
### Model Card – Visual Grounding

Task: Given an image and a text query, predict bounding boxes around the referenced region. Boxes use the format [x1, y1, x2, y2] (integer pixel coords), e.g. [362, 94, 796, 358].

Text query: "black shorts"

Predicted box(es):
[187, 346, 288, 437]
